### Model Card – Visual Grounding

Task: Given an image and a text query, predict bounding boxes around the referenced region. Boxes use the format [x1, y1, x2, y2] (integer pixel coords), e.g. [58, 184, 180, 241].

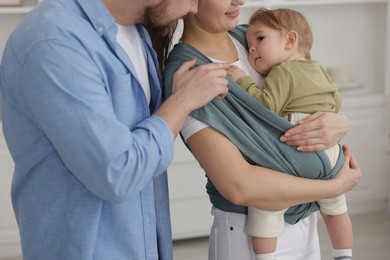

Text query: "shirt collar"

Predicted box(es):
[76, 0, 116, 36]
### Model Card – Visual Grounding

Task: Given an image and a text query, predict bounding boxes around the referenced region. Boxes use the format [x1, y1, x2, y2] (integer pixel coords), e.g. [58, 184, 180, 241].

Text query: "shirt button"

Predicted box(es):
[97, 27, 104, 33]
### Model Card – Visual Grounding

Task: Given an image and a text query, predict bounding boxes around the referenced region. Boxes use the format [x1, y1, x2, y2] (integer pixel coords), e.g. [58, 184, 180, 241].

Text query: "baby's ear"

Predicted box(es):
[285, 30, 298, 49]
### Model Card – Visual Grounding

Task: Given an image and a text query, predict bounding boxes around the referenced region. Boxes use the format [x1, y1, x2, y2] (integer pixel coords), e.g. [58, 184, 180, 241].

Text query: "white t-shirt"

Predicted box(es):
[181, 36, 264, 141]
[116, 25, 151, 104]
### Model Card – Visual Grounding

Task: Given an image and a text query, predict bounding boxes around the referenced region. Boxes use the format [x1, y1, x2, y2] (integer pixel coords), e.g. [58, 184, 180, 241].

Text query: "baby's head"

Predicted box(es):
[246, 8, 313, 74]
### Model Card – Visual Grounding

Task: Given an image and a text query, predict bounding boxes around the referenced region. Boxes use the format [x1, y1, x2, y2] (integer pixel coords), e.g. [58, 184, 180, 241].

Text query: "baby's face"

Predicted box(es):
[246, 22, 288, 75]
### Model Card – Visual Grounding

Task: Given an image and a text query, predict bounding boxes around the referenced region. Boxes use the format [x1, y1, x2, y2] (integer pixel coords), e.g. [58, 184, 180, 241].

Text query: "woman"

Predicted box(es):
[153, 0, 361, 259]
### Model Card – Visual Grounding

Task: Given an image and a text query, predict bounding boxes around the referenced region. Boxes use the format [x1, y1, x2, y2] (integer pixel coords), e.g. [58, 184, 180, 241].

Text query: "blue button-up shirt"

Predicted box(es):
[0, 0, 174, 259]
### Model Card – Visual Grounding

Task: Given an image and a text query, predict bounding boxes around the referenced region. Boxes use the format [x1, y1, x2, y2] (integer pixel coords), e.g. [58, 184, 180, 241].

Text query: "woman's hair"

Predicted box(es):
[250, 8, 313, 59]
[147, 21, 179, 75]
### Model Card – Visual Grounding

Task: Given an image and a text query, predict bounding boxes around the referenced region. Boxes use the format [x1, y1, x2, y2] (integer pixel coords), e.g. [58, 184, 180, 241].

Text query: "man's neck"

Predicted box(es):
[102, 0, 143, 26]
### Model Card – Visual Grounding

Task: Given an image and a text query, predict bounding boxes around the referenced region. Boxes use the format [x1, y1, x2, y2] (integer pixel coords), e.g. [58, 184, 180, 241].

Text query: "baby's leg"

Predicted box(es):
[321, 211, 353, 249]
[319, 195, 353, 259]
[252, 237, 277, 259]
[246, 207, 287, 259]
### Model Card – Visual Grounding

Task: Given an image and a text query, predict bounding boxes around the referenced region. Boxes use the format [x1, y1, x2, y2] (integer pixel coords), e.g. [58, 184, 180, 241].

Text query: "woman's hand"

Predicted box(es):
[332, 144, 362, 196]
[186, 125, 363, 210]
[280, 112, 349, 152]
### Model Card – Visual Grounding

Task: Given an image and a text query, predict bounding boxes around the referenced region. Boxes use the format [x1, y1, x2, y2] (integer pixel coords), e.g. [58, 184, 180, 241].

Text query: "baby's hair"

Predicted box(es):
[249, 8, 313, 59]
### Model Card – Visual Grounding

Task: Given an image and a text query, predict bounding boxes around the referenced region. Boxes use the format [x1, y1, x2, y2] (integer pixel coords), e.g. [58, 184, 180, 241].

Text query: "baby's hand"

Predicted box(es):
[228, 65, 247, 81]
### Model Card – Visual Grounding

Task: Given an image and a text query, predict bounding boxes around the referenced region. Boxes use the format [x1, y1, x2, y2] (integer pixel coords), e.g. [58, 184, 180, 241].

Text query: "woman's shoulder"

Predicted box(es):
[165, 42, 212, 76]
[229, 24, 248, 34]
[228, 24, 248, 47]
[163, 43, 212, 97]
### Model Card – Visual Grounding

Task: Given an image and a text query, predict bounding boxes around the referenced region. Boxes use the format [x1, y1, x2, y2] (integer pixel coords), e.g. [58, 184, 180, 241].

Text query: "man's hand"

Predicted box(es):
[156, 58, 230, 137]
[171, 58, 230, 111]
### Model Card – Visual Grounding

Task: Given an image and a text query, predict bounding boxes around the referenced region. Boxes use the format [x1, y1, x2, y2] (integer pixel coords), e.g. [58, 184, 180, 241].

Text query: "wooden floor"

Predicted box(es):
[172, 211, 390, 260]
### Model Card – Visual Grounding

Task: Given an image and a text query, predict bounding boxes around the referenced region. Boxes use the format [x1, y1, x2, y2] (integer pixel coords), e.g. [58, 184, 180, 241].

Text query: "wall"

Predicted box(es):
[0, 0, 389, 258]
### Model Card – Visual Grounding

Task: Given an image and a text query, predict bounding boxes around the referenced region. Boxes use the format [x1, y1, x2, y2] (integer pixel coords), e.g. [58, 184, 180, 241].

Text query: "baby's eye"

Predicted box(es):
[257, 36, 265, 42]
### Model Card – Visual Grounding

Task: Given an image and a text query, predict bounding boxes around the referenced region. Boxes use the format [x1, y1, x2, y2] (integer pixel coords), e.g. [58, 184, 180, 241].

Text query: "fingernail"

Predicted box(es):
[280, 136, 286, 142]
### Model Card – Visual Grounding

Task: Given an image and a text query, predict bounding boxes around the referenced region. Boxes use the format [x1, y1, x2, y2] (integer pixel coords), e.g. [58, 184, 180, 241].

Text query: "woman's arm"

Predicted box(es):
[280, 112, 348, 152]
[188, 126, 361, 210]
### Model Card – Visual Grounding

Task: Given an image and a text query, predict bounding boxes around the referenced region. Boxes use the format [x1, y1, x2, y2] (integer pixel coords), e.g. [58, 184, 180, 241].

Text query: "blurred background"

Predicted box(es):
[1, 0, 389, 259]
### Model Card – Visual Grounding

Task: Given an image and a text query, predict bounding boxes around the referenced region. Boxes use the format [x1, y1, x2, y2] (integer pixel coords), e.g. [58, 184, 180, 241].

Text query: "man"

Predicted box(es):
[0, 0, 229, 259]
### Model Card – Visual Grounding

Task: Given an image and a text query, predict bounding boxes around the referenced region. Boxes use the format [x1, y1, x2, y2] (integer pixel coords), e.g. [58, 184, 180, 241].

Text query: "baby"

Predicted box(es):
[229, 8, 353, 260]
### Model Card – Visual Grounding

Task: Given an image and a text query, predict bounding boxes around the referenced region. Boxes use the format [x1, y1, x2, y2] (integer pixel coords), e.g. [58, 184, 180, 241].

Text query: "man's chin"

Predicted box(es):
[143, 3, 167, 28]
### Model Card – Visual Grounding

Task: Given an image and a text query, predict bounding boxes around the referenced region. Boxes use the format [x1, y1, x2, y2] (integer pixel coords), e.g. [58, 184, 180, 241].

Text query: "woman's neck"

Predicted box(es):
[181, 21, 238, 63]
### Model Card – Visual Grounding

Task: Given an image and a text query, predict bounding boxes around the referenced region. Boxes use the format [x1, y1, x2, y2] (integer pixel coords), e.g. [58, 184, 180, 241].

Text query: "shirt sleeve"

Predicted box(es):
[257, 66, 293, 115]
[334, 90, 343, 112]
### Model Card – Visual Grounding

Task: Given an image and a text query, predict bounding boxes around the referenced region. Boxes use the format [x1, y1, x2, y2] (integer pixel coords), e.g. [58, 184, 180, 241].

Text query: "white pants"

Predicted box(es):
[208, 207, 321, 260]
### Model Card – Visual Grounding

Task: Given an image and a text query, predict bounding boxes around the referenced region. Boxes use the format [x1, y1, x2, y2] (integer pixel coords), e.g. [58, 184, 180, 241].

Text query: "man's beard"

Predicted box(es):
[143, 2, 175, 37]
[143, 2, 168, 29]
